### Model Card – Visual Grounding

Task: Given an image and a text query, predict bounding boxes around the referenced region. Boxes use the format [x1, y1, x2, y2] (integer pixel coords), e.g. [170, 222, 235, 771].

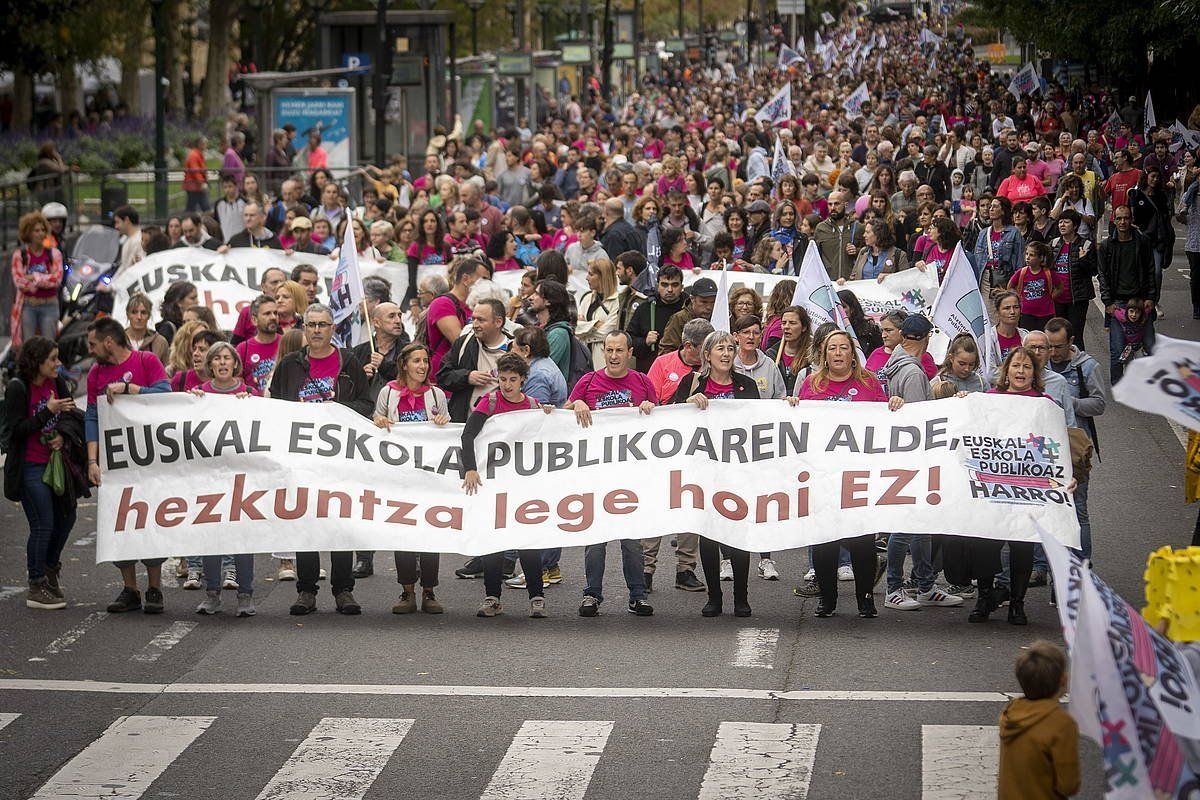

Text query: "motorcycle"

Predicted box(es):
[55, 225, 122, 368]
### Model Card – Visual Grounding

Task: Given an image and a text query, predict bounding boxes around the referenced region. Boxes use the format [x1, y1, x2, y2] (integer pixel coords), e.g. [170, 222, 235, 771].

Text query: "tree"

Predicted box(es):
[202, 0, 237, 116]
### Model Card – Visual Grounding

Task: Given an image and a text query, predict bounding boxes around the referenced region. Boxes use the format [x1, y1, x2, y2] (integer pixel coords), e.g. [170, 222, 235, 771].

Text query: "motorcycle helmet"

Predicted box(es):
[42, 202, 68, 219]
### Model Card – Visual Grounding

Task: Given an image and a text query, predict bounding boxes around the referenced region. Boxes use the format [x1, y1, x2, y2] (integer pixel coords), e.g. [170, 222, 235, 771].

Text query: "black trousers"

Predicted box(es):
[395, 552, 439, 588]
[699, 537, 749, 602]
[483, 550, 543, 599]
[813, 534, 877, 606]
[297, 551, 353, 595]
[1054, 300, 1090, 352]
[1189, 252, 1200, 311]
[971, 539, 1033, 602]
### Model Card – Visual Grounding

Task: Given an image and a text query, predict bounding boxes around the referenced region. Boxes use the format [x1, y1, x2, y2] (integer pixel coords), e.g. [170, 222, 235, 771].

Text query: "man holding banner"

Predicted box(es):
[268, 303, 371, 616]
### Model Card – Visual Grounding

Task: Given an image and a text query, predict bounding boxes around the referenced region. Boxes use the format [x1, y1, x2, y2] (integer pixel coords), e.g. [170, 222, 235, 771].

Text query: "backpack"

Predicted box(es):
[486, 390, 540, 414]
[566, 332, 592, 390]
[413, 293, 467, 347]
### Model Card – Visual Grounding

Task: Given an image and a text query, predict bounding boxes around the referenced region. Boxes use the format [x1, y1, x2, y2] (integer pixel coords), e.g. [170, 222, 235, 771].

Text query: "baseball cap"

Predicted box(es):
[690, 277, 719, 297]
[901, 315, 933, 339]
[290, 216, 313, 230]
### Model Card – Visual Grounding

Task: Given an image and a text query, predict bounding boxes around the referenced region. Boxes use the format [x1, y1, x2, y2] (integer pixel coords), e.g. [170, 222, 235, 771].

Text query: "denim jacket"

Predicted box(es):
[969, 225, 1025, 283]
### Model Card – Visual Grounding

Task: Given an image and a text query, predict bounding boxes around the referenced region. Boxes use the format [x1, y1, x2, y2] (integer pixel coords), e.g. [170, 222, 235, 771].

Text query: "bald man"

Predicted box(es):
[352, 301, 411, 399]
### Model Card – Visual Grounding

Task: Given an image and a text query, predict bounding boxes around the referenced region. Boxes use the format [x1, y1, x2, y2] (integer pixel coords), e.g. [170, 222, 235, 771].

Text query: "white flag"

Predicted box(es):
[330, 210, 367, 347]
[779, 44, 804, 69]
[820, 11, 835, 25]
[1006, 62, 1039, 100]
[938, 114, 948, 135]
[794, 35, 806, 54]
[813, 30, 823, 48]
[1112, 334, 1200, 432]
[772, 135, 796, 186]
[710, 266, 731, 333]
[1144, 91, 1156, 138]
[754, 83, 792, 126]
[1171, 120, 1200, 152]
[792, 242, 864, 357]
[843, 81, 870, 119]
[918, 27, 942, 46]
[931, 243, 1000, 378]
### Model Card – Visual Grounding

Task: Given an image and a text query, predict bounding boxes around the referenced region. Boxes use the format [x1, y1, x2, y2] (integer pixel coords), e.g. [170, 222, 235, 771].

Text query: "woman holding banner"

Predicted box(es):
[793, 330, 904, 619]
[765, 306, 814, 396]
[374, 343, 450, 615]
[672, 331, 760, 618]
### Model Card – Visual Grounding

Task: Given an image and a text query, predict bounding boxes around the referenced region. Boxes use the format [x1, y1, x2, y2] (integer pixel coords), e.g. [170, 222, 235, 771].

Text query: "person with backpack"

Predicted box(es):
[436, 298, 513, 424]
[10, 211, 65, 348]
[460, 353, 554, 618]
[422, 258, 479, 383]
[528, 278, 583, 387]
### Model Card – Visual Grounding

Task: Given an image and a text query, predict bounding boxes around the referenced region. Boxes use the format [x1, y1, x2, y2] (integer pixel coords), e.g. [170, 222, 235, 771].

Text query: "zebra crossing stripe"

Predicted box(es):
[921, 724, 999, 800]
[0, 712, 20, 732]
[481, 720, 614, 800]
[698, 721, 820, 799]
[254, 717, 415, 800]
[730, 628, 780, 668]
[131, 621, 198, 663]
[30, 715, 215, 799]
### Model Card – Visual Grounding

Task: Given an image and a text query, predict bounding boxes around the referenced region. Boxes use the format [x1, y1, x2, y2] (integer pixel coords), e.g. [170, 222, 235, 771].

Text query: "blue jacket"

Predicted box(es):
[969, 225, 1025, 283]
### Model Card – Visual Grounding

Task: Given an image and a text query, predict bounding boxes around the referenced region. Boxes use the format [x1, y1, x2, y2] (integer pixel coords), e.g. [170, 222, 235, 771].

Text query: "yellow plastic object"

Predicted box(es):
[1143, 546, 1200, 642]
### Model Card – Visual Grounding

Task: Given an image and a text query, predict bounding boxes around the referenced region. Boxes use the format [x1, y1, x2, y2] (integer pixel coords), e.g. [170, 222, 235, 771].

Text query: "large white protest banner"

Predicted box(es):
[1040, 528, 1200, 795]
[96, 392, 1079, 562]
[1112, 335, 1200, 432]
[111, 248, 409, 331]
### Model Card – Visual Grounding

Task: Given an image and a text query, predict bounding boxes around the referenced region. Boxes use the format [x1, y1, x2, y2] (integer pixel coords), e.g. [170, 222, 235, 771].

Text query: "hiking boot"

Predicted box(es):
[45, 563, 65, 598]
[420, 590, 444, 614]
[477, 596, 502, 617]
[335, 591, 361, 615]
[352, 557, 374, 578]
[26, 579, 66, 610]
[675, 570, 705, 592]
[276, 559, 297, 581]
[143, 587, 164, 614]
[290, 591, 317, 615]
[236, 594, 256, 617]
[195, 589, 222, 615]
[455, 557, 485, 579]
[107, 586, 141, 613]
[392, 591, 418, 614]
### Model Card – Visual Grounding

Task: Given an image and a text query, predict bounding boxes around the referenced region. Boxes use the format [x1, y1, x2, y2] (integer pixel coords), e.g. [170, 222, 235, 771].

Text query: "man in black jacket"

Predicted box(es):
[436, 298, 512, 423]
[599, 197, 645, 261]
[624, 265, 685, 373]
[914, 145, 952, 205]
[268, 303, 371, 615]
[1098, 206, 1158, 383]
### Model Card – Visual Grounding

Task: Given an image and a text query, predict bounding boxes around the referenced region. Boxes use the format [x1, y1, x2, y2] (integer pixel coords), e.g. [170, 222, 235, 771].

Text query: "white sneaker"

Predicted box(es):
[884, 590, 921, 610]
[505, 571, 527, 588]
[221, 569, 239, 591]
[719, 559, 733, 581]
[837, 565, 854, 581]
[182, 569, 202, 590]
[276, 559, 297, 582]
[529, 597, 547, 618]
[318, 568, 327, 581]
[802, 567, 815, 581]
[758, 558, 780, 581]
[916, 587, 964, 607]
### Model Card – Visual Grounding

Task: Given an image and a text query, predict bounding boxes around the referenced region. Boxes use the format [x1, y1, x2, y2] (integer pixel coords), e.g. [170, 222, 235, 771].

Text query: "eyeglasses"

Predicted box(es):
[1026, 344, 1047, 352]
[304, 321, 333, 330]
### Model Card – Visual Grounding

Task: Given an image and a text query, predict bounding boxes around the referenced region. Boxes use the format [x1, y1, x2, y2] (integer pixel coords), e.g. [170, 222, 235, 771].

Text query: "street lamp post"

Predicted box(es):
[465, 0, 484, 55]
[373, 0, 389, 166]
[149, 0, 168, 222]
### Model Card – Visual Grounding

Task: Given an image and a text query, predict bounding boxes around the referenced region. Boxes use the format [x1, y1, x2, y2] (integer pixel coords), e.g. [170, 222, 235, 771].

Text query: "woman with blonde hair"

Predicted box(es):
[166, 319, 209, 376]
[575, 258, 620, 368]
[274, 280, 308, 332]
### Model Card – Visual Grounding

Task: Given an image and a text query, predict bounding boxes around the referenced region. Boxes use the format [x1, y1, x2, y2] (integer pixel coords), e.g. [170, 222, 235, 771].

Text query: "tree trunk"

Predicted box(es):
[59, 59, 84, 116]
[119, 10, 147, 115]
[12, 70, 34, 133]
[165, 0, 186, 113]
[203, 0, 237, 117]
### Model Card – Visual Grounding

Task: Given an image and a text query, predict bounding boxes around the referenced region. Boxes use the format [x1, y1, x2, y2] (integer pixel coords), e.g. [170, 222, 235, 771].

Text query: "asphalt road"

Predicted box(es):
[0, 248, 1194, 799]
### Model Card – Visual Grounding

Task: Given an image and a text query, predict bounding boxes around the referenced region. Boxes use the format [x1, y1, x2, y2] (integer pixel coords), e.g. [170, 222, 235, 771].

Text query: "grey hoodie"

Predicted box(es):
[1049, 346, 1107, 423]
[734, 350, 787, 399]
[881, 346, 934, 402]
[935, 370, 991, 394]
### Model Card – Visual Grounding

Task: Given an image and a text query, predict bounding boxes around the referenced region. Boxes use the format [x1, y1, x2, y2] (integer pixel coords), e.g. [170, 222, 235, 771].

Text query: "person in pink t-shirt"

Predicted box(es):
[235, 294, 281, 394]
[230, 267, 287, 345]
[792, 331, 903, 620]
[568, 332, 657, 618]
[995, 156, 1046, 202]
[461, 353, 554, 619]
[1008, 241, 1057, 330]
[427, 259, 478, 383]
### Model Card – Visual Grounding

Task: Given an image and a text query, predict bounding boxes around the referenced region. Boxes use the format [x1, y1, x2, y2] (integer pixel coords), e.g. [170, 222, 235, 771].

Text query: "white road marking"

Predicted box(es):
[30, 714, 215, 799]
[481, 720, 613, 800]
[0, 678, 1019, 702]
[34, 612, 108, 660]
[130, 621, 198, 663]
[254, 717, 414, 800]
[698, 721, 820, 799]
[1167, 418, 1188, 448]
[921, 724, 999, 800]
[72, 532, 96, 547]
[0, 712, 20, 732]
[0, 586, 27, 601]
[730, 627, 780, 669]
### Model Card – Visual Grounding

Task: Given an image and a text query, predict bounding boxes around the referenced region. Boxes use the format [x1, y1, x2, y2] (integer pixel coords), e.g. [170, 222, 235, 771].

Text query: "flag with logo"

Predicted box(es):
[1170, 120, 1200, 153]
[790, 242, 863, 358]
[330, 211, 366, 347]
[931, 243, 1000, 378]
[778, 44, 804, 70]
[918, 27, 942, 46]
[843, 81, 870, 119]
[1112, 335, 1200, 432]
[1007, 62, 1040, 100]
[755, 83, 792, 126]
[1038, 527, 1200, 799]
[772, 135, 796, 186]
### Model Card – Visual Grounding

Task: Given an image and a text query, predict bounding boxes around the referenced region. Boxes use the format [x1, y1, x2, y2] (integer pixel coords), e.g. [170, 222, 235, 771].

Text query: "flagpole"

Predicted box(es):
[362, 299, 377, 356]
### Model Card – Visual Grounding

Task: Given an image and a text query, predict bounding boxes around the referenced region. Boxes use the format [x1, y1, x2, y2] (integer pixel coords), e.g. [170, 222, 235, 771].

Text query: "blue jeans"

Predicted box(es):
[202, 554, 254, 594]
[187, 554, 233, 573]
[1106, 303, 1156, 384]
[1073, 479, 1092, 561]
[583, 539, 647, 603]
[21, 299, 59, 341]
[21, 462, 76, 580]
[886, 533, 934, 593]
[541, 548, 562, 569]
